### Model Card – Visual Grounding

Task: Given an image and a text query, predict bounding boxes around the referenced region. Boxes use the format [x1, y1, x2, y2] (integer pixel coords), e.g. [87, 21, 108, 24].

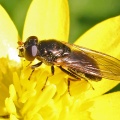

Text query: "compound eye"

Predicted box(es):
[25, 36, 38, 45]
[25, 45, 38, 61]
[24, 36, 38, 61]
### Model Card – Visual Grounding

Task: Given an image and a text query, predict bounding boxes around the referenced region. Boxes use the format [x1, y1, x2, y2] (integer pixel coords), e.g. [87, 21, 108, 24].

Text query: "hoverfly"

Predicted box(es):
[18, 36, 120, 91]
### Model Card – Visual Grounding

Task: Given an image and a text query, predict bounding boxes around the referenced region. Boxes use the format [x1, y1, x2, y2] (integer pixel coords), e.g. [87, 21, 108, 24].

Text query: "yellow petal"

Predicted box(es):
[23, 0, 69, 42]
[0, 5, 19, 59]
[5, 97, 16, 114]
[89, 92, 120, 120]
[85, 80, 120, 99]
[75, 16, 120, 58]
[10, 114, 19, 120]
[75, 16, 120, 97]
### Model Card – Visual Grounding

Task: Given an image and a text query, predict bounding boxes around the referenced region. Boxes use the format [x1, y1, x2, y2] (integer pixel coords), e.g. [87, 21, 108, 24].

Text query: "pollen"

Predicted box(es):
[0, 57, 92, 119]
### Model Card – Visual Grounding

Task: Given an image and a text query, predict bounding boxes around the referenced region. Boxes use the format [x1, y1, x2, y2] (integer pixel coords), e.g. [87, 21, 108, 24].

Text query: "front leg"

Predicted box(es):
[42, 65, 54, 90]
[31, 61, 42, 69]
[28, 62, 42, 80]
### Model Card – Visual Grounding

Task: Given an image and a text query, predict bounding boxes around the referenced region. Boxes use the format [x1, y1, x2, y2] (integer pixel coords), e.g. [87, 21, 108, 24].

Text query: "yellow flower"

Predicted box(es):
[0, 0, 120, 120]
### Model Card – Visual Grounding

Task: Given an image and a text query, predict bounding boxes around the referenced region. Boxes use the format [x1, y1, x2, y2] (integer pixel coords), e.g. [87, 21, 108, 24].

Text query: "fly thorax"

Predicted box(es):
[37, 39, 71, 65]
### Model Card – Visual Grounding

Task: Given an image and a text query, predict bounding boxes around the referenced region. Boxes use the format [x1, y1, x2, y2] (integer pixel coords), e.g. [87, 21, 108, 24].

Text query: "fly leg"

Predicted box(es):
[83, 78, 95, 90]
[58, 66, 81, 95]
[58, 66, 95, 95]
[0, 115, 9, 119]
[51, 65, 54, 75]
[41, 66, 54, 91]
[68, 79, 71, 95]
[58, 66, 80, 79]
[26, 61, 32, 67]
[28, 62, 42, 80]
[68, 69, 95, 90]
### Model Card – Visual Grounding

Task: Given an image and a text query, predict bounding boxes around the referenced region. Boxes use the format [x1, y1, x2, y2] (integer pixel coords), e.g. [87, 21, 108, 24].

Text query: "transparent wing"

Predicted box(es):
[59, 42, 120, 80]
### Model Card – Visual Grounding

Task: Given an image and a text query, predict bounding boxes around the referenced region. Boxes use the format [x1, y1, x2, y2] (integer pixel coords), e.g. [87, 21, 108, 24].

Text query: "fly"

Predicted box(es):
[18, 36, 120, 92]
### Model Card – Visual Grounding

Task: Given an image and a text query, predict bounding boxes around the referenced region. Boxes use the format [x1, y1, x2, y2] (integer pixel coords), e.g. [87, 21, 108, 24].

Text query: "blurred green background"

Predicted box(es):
[0, 0, 120, 43]
[0, 0, 120, 92]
